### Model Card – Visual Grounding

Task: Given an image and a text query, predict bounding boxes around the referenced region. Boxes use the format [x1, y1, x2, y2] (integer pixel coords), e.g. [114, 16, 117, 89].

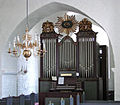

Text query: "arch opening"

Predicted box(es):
[1, 2, 115, 98]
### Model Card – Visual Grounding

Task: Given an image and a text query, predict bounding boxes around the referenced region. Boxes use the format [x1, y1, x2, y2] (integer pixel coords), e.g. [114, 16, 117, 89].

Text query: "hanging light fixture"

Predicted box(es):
[8, 0, 46, 61]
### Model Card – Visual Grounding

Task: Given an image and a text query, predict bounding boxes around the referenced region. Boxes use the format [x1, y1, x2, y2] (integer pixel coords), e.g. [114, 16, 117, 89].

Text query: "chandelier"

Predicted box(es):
[8, 0, 46, 61]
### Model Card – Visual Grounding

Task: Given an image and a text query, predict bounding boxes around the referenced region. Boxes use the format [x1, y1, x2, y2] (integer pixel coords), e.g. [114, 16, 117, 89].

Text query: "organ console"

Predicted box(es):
[39, 14, 108, 105]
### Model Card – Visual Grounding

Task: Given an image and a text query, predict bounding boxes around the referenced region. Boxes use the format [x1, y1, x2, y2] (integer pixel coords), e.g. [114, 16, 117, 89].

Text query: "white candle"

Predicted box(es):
[26, 34, 28, 40]
[17, 36, 20, 42]
[9, 42, 11, 48]
[25, 41, 27, 47]
[39, 41, 41, 47]
[61, 98, 65, 105]
[14, 37, 16, 42]
[13, 41, 15, 48]
[70, 95, 74, 105]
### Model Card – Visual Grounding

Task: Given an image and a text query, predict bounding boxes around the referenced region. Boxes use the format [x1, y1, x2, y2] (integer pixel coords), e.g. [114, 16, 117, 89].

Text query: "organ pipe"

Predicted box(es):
[42, 39, 57, 79]
[78, 36, 96, 78]
[59, 37, 76, 71]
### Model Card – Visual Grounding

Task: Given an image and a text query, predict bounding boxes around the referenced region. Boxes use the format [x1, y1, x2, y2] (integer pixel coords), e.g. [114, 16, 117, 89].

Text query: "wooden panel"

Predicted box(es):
[84, 81, 98, 100]
[99, 45, 108, 100]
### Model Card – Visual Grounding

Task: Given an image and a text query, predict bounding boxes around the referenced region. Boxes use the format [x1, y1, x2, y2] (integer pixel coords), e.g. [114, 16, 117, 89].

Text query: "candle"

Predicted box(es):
[14, 37, 16, 42]
[13, 42, 15, 48]
[70, 95, 74, 105]
[34, 34, 37, 41]
[48, 101, 52, 105]
[38, 41, 41, 47]
[77, 93, 80, 105]
[61, 98, 65, 105]
[17, 36, 20, 43]
[9, 42, 11, 48]
[13, 37, 16, 47]
[51, 103, 54, 105]
[25, 41, 28, 48]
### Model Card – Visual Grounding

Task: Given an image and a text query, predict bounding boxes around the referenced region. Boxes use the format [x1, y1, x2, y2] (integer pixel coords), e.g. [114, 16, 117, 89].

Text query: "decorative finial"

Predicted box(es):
[79, 18, 92, 31]
[42, 20, 54, 33]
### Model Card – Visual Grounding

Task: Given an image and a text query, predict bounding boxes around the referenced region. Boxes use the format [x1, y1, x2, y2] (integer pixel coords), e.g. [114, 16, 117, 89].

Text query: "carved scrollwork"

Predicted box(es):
[55, 13, 79, 35]
[42, 20, 54, 33]
[79, 18, 92, 31]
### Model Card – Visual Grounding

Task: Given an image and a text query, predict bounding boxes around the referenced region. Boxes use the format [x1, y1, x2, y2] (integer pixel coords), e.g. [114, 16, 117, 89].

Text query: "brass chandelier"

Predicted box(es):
[8, 0, 46, 61]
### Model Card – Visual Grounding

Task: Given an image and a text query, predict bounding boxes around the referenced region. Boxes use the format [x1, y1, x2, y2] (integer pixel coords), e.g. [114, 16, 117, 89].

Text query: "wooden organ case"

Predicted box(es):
[39, 16, 108, 104]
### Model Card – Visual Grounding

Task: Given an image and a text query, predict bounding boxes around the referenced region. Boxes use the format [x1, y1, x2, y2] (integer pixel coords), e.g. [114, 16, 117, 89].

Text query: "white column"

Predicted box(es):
[0, 71, 2, 98]
[112, 68, 120, 101]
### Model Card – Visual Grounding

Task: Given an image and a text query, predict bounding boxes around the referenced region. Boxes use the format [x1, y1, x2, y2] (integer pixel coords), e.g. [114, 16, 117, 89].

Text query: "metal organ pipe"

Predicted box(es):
[60, 43, 62, 69]
[87, 38, 90, 78]
[91, 38, 94, 77]
[44, 40, 46, 78]
[83, 38, 85, 78]
[80, 38, 83, 78]
[87, 38, 89, 78]
[85, 38, 87, 78]
[74, 43, 76, 70]
[51, 39, 53, 76]
[68, 42, 70, 69]
[66, 41, 68, 69]
[79, 38, 81, 77]
[63, 42, 65, 69]
[43, 39, 57, 78]
[69, 41, 71, 68]
[47, 39, 49, 78]
[58, 38, 77, 71]
[54, 39, 56, 76]
[90, 38, 92, 76]
[71, 42, 73, 69]
[52, 39, 54, 76]
[49, 39, 53, 77]
[79, 37, 95, 78]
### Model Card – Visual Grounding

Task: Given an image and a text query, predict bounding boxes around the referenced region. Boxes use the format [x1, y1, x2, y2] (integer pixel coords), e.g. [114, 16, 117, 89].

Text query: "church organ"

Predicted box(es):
[39, 14, 108, 104]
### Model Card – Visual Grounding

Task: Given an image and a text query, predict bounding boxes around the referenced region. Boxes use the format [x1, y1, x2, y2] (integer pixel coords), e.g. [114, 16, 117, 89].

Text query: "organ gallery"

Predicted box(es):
[39, 14, 108, 105]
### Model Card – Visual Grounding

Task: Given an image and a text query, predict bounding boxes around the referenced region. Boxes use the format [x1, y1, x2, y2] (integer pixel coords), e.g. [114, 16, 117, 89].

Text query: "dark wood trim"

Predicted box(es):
[39, 78, 52, 81]
[77, 77, 101, 81]
[40, 39, 43, 78]
[59, 69, 76, 71]
[40, 32, 60, 39]
[58, 35, 77, 45]
[108, 90, 114, 100]
[93, 35, 97, 77]
[99, 45, 108, 100]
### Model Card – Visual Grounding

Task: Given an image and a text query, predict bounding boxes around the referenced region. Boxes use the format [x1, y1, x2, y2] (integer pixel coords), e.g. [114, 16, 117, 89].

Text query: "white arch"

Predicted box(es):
[6, 2, 114, 67]
[1, 1, 115, 97]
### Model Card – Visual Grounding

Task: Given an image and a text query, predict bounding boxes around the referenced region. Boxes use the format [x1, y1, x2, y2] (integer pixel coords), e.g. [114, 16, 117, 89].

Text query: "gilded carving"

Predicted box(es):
[55, 13, 79, 35]
[42, 20, 54, 33]
[79, 18, 92, 31]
